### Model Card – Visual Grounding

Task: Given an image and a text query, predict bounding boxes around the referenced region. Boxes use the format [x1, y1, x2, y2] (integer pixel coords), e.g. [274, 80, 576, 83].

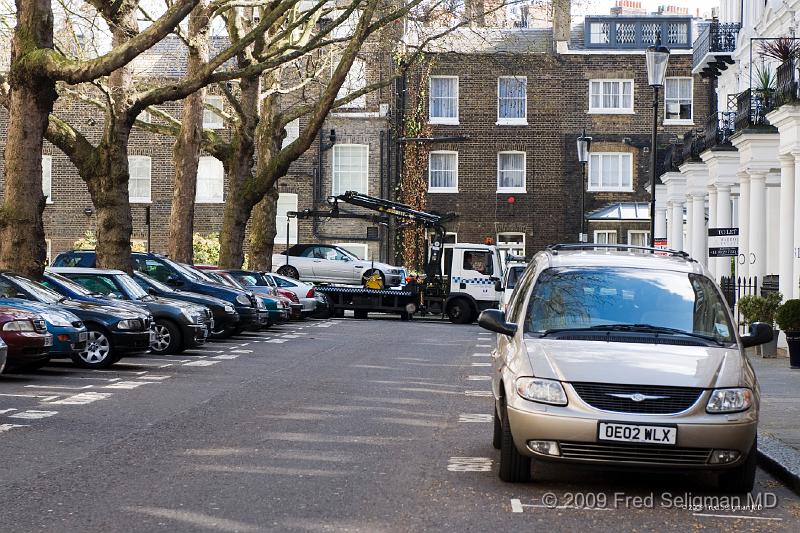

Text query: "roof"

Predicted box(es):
[586, 202, 651, 221]
[544, 249, 704, 275]
[130, 35, 234, 78]
[48, 267, 126, 276]
[417, 27, 552, 54]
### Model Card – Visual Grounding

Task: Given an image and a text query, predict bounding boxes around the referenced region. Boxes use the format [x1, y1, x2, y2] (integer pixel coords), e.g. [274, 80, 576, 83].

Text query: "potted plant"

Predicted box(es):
[775, 299, 800, 368]
[737, 292, 782, 357]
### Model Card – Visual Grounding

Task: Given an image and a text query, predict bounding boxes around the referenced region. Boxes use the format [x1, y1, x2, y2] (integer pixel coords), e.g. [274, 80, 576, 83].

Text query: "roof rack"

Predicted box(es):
[546, 243, 694, 261]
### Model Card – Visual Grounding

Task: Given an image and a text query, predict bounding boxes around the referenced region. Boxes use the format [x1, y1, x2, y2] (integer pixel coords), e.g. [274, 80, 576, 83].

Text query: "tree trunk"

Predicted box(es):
[0, 0, 56, 279]
[168, 1, 211, 263]
[248, 186, 279, 271]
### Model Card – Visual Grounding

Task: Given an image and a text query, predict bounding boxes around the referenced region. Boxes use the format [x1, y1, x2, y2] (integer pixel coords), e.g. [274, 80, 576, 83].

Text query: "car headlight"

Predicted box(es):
[224, 305, 235, 313]
[235, 294, 251, 306]
[40, 312, 73, 327]
[706, 388, 753, 413]
[2, 319, 35, 332]
[515, 377, 568, 406]
[116, 319, 141, 331]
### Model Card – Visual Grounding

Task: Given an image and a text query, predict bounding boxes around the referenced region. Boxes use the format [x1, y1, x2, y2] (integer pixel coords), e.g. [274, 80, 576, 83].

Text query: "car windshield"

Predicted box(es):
[185, 265, 218, 284]
[233, 272, 268, 287]
[115, 274, 149, 300]
[158, 257, 203, 282]
[8, 274, 64, 304]
[506, 266, 525, 290]
[135, 272, 174, 293]
[45, 272, 95, 296]
[524, 267, 735, 344]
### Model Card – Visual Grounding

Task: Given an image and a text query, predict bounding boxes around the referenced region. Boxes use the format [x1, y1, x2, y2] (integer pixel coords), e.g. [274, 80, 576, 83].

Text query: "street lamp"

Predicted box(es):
[576, 129, 592, 243]
[645, 40, 670, 247]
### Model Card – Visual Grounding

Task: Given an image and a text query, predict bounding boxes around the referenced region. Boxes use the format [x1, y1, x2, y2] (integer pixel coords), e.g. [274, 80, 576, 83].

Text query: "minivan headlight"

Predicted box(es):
[706, 388, 753, 413]
[235, 294, 251, 306]
[516, 377, 568, 406]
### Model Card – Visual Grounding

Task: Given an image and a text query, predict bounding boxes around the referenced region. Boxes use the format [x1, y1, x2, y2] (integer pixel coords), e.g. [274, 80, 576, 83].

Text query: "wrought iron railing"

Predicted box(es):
[679, 129, 704, 163]
[774, 58, 799, 109]
[692, 21, 740, 71]
[702, 111, 736, 150]
[735, 88, 772, 130]
[584, 16, 692, 50]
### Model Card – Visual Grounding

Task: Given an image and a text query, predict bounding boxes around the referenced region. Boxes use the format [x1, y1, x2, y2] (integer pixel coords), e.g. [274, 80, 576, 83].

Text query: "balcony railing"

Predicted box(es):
[692, 21, 740, 75]
[584, 16, 692, 50]
[703, 111, 736, 150]
[679, 129, 704, 163]
[735, 88, 773, 130]
[773, 58, 799, 109]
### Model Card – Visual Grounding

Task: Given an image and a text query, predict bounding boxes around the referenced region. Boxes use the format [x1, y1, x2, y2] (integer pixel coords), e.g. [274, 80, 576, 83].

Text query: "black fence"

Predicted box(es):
[735, 88, 772, 130]
[720, 275, 780, 333]
[774, 59, 799, 109]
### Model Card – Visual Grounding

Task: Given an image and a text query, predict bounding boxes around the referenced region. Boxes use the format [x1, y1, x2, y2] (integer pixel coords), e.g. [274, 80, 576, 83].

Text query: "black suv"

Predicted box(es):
[52, 251, 260, 337]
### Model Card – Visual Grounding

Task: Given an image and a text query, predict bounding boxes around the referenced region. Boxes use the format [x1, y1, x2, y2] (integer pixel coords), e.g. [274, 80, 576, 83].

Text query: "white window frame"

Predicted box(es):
[335, 57, 367, 109]
[627, 230, 651, 248]
[588, 79, 634, 114]
[496, 232, 526, 261]
[332, 144, 369, 196]
[203, 95, 224, 129]
[45, 238, 52, 265]
[42, 155, 53, 204]
[663, 76, 694, 125]
[587, 152, 633, 192]
[335, 242, 369, 260]
[195, 156, 224, 203]
[428, 150, 459, 193]
[496, 151, 526, 193]
[496, 76, 528, 126]
[276, 193, 299, 245]
[128, 155, 152, 203]
[593, 230, 618, 244]
[138, 110, 151, 124]
[282, 118, 300, 148]
[428, 76, 459, 125]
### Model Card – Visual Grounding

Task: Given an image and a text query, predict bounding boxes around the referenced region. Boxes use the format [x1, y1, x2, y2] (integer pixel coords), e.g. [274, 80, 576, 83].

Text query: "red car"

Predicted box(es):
[0, 305, 53, 371]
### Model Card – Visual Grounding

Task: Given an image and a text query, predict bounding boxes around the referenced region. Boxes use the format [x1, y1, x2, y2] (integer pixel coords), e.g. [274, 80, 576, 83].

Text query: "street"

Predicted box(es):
[0, 317, 798, 532]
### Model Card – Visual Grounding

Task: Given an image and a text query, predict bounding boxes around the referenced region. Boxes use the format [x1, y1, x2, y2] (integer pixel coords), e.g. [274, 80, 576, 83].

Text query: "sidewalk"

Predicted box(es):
[749, 352, 800, 492]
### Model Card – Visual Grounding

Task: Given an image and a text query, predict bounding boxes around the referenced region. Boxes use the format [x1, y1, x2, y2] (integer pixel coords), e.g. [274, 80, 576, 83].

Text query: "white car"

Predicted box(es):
[264, 273, 317, 315]
[272, 244, 404, 287]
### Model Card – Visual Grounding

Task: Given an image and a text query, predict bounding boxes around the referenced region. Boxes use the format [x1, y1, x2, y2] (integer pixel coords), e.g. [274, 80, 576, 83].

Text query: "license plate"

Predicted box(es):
[78, 331, 88, 341]
[44, 336, 53, 347]
[598, 422, 677, 445]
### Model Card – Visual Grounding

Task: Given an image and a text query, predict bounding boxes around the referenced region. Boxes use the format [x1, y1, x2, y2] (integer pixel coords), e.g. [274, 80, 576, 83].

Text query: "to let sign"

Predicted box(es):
[708, 228, 739, 257]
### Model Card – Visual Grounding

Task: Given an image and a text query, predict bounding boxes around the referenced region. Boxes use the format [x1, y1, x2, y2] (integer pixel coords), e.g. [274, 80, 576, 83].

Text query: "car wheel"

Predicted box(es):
[498, 402, 531, 483]
[150, 319, 181, 355]
[492, 405, 502, 450]
[72, 329, 116, 369]
[277, 265, 299, 279]
[717, 438, 757, 493]
[447, 298, 474, 324]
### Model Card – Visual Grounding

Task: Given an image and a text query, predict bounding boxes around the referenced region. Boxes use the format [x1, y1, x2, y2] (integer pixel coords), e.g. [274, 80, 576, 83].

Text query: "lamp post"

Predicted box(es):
[645, 40, 670, 247]
[576, 129, 592, 243]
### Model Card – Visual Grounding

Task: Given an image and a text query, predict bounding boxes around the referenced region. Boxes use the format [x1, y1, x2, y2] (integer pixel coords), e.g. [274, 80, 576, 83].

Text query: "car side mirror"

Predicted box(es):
[166, 274, 182, 286]
[741, 321, 773, 348]
[493, 279, 503, 292]
[478, 309, 518, 337]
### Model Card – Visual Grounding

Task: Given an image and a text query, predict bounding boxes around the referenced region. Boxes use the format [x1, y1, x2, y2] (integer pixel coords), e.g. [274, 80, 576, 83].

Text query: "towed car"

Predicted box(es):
[50, 267, 213, 355]
[0, 272, 152, 368]
[272, 244, 404, 287]
[0, 305, 52, 371]
[0, 297, 87, 364]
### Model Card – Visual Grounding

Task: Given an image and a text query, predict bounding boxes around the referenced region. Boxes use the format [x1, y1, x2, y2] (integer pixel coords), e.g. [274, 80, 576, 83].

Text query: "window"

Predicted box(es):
[138, 110, 151, 124]
[593, 230, 618, 244]
[276, 193, 298, 245]
[301, 245, 350, 261]
[45, 238, 52, 265]
[628, 230, 651, 248]
[428, 151, 458, 192]
[429, 76, 458, 124]
[497, 76, 527, 124]
[336, 57, 367, 109]
[589, 80, 634, 113]
[336, 243, 368, 259]
[463, 250, 493, 276]
[128, 156, 152, 202]
[42, 155, 52, 203]
[497, 232, 525, 262]
[196, 156, 224, 203]
[203, 95, 224, 129]
[589, 22, 610, 44]
[497, 152, 526, 192]
[282, 118, 299, 148]
[665, 77, 693, 122]
[588, 153, 633, 191]
[332, 145, 368, 195]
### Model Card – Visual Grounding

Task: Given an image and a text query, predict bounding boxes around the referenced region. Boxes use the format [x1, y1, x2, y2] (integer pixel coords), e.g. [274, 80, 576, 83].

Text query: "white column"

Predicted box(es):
[691, 194, 707, 266]
[707, 186, 717, 277]
[748, 171, 767, 281]
[766, 183, 781, 275]
[685, 195, 694, 254]
[739, 173, 751, 278]
[670, 200, 684, 251]
[666, 200, 673, 249]
[794, 151, 800, 299]
[779, 154, 796, 300]
[717, 185, 732, 279]
[655, 205, 667, 245]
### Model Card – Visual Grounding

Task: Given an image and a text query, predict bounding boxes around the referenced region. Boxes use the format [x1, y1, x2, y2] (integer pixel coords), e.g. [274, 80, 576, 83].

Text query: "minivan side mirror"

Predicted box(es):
[478, 309, 518, 337]
[741, 321, 773, 348]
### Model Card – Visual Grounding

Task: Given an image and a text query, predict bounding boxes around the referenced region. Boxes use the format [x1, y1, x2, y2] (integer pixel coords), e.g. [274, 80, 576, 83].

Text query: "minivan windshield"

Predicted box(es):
[524, 267, 735, 344]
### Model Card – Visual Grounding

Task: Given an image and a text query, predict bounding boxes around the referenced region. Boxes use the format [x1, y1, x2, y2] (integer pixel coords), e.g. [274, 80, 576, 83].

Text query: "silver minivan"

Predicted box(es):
[479, 245, 773, 493]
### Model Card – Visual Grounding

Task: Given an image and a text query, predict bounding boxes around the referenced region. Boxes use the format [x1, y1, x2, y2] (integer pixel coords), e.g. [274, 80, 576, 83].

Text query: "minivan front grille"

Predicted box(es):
[571, 382, 704, 414]
[558, 442, 711, 466]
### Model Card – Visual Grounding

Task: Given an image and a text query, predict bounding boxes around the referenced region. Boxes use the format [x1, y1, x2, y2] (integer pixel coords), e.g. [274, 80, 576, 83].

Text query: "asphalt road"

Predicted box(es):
[1, 317, 799, 532]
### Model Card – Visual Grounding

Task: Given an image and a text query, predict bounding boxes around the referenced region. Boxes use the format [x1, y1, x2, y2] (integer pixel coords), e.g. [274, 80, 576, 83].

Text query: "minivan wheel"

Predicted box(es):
[492, 405, 502, 450]
[717, 438, 757, 493]
[72, 329, 116, 369]
[150, 319, 181, 355]
[498, 403, 531, 483]
[447, 298, 474, 324]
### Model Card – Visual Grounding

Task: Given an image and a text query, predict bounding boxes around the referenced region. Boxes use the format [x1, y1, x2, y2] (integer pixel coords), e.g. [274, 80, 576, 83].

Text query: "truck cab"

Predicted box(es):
[439, 244, 503, 323]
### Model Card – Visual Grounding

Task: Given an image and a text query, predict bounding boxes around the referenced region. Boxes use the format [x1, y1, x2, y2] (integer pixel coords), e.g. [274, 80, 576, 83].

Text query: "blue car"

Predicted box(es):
[0, 298, 87, 361]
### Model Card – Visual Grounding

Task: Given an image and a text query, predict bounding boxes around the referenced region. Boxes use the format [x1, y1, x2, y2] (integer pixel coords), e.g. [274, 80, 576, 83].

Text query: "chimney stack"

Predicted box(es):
[552, 0, 571, 43]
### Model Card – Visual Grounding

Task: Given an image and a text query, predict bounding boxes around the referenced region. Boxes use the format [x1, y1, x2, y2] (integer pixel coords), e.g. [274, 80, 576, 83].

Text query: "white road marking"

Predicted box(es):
[0, 423, 29, 433]
[475, 344, 492, 348]
[52, 376, 122, 382]
[471, 353, 492, 358]
[510, 499, 524, 513]
[264, 339, 288, 344]
[213, 354, 240, 360]
[467, 375, 492, 381]
[137, 375, 170, 381]
[49, 392, 112, 405]
[465, 391, 493, 397]
[281, 334, 300, 339]
[228, 349, 252, 354]
[103, 381, 157, 390]
[510, 500, 613, 513]
[182, 360, 220, 367]
[0, 408, 17, 414]
[114, 362, 173, 369]
[25, 384, 93, 390]
[8, 410, 58, 420]
[239, 343, 251, 346]
[0, 393, 59, 401]
[471, 362, 492, 367]
[202, 350, 227, 353]
[458, 414, 493, 423]
[447, 457, 493, 472]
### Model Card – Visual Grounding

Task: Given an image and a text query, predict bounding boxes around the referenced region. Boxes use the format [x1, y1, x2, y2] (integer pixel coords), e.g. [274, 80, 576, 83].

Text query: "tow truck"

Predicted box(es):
[288, 192, 503, 323]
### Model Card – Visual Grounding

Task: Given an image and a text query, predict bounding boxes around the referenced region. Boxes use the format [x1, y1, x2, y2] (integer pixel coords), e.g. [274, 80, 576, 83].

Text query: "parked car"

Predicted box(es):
[201, 269, 287, 326]
[131, 272, 240, 337]
[184, 265, 271, 329]
[0, 338, 7, 374]
[500, 263, 527, 313]
[0, 304, 52, 371]
[0, 272, 152, 368]
[52, 251, 260, 337]
[50, 267, 213, 355]
[0, 297, 87, 363]
[478, 245, 772, 492]
[232, 271, 317, 317]
[41, 270, 153, 316]
[272, 244, 404, 287]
